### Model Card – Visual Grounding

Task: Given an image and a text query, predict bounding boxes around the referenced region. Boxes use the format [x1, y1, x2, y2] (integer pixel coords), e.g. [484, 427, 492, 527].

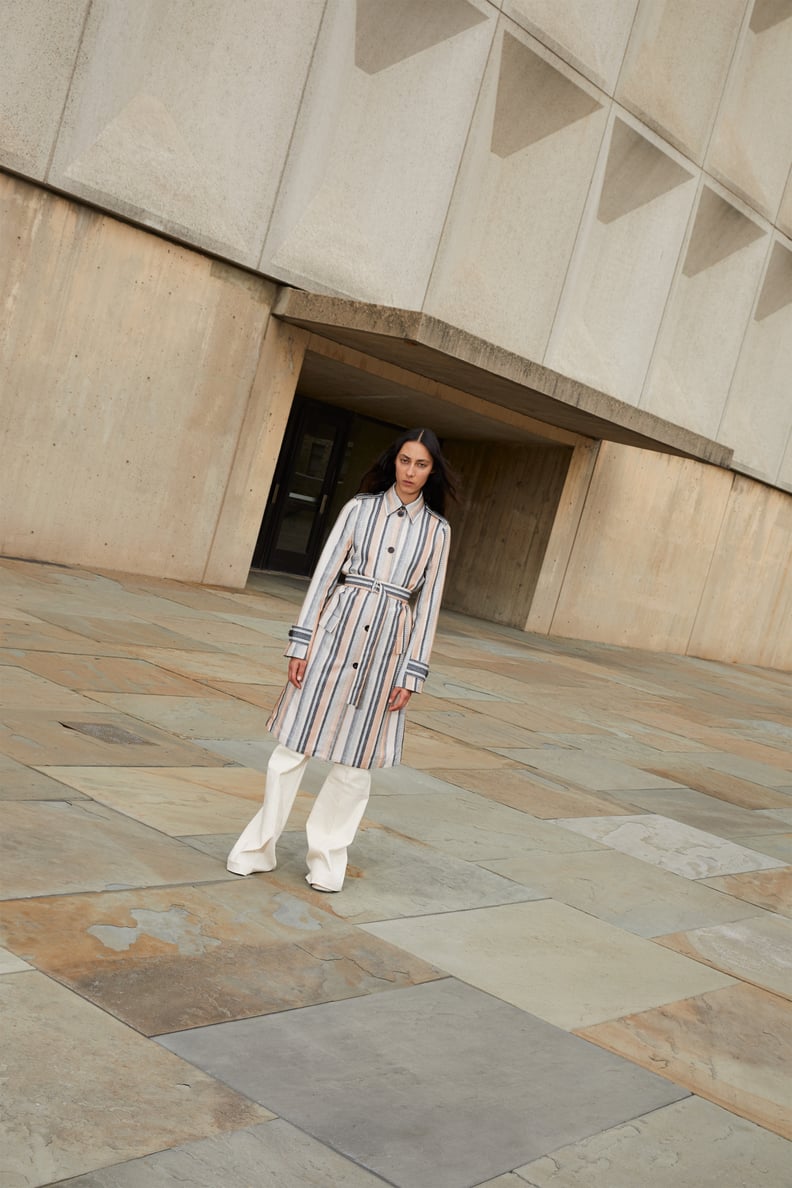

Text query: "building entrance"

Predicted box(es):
[251, 396, 398, 576]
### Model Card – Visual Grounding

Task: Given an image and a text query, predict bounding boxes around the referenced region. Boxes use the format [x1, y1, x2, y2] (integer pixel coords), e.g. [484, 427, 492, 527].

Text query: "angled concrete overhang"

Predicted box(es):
[274, 287, 733, 467]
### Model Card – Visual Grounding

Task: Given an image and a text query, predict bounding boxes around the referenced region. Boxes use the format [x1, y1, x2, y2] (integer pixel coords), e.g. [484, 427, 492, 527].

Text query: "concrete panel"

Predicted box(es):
[443, 441, 572, 627]
[202, 319, 309, 587]
[48, 0, 324, 264]
[261, 0, 496, 308]
[688, 475, 792, 670]
[0, 0, 89, 176]
[545, 115, 697, 404]
[641, 185, 768, 438]
[525, 442, 600, 633]
[549, 443, 733, 654]
[425, 23, 608, 359]
[503, 0, 639, 92]
[718, 240, 792, 483]
[617, 0, 747, 162]
[0, 175, 274, 581]
[707, 6, 792, 221]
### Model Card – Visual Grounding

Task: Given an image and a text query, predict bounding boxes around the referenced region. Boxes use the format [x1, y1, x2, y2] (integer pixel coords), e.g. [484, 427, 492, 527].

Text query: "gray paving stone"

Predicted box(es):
[158, 979, 688, 1188]
[58, 1119, 386, 1186]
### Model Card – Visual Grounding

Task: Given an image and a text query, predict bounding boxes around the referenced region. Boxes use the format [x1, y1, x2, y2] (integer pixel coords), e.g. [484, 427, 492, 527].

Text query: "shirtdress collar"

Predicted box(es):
[385, 484, 425, 522]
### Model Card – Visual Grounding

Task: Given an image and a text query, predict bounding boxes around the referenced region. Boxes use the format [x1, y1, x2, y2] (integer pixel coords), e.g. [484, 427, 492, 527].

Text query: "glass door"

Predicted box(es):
[252, 400, 350, 575]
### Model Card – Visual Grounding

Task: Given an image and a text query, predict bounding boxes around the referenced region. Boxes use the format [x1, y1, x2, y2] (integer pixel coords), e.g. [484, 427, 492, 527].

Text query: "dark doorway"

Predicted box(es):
[251, 397, 398, 576]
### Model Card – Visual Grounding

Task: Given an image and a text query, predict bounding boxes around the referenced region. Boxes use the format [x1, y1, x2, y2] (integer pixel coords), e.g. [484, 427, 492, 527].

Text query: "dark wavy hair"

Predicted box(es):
[359, 427, 457, 517]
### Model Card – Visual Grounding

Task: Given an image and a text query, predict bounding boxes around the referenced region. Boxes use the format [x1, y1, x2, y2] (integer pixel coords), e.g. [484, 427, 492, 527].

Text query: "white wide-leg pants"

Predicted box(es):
[226, 743, 371, 891]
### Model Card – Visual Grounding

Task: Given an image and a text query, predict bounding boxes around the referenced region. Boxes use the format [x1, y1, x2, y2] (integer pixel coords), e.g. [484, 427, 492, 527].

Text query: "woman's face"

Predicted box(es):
[394, 440, 434, 503]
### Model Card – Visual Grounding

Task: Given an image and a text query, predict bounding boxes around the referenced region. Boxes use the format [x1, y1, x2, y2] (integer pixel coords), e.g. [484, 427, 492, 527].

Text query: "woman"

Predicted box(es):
[227, 427, 454, 892]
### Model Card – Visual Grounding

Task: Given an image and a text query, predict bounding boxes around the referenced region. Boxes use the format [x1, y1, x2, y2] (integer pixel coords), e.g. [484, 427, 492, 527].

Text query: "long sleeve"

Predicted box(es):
[285, 498, 358, 660]
[394, 519, 450, 693]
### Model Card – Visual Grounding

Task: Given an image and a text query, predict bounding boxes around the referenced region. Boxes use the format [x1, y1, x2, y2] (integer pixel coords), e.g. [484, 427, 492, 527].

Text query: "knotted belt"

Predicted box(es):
[343, 575, 411, 707]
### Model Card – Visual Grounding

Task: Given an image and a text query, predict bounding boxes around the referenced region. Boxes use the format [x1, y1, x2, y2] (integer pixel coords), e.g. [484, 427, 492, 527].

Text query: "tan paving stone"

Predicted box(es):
[401, 723, 522, 769]
[362, 901, 734, 1030]
[633, 757, 792, 809]
[0, 971, 270, 1185]
[0, 799, 229, 898]
[86, 692, 269, 739]
[0, 881, 442, 1034]
[577, 983, 792, 1140]
[37, 765, 269, 835]
[200, 681, 281, 709]
[0, 710, 226, 767]
[123, 646, 286, 684]
[12, 651, 223, 695]
[0, 752, 86, 800]
[482, 849, 766, 937]
[702, 866, 792, 919]
[364, 791, 605, 862]
[431, 767, 640, 817]
[0, 666, 106, 712]
[409, 707, 549, 749]
[657, 914, 792, 1000]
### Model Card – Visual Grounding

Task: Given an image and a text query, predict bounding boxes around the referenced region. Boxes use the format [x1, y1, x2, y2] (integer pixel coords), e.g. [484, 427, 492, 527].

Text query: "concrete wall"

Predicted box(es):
[443, 441, 572, 628]
[0, 173, 303, 583]
[542, 441, 792, 670]
[2, 0, 792, 489]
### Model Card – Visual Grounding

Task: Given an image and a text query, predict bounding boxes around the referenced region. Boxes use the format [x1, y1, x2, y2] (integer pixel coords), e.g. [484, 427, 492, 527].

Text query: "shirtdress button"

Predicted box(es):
[397, 508, 405, 517]
[387, 546, 395, 553]
[364, 625, 370, 631]
[352, 662, 358, 669]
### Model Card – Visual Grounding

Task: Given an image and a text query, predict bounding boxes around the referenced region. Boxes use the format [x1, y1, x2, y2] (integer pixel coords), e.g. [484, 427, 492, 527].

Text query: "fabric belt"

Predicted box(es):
[344, 575, 410, 602]
[343, 575, 411, 706]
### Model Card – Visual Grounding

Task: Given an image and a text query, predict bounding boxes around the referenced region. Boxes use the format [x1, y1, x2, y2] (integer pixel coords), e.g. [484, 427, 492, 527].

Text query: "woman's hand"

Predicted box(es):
[288, 658, 307, 689]
[388, 686, 412, 712]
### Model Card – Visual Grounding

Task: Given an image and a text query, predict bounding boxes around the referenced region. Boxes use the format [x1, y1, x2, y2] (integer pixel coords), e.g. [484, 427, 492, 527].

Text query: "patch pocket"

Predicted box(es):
[319, 588, 345, 632]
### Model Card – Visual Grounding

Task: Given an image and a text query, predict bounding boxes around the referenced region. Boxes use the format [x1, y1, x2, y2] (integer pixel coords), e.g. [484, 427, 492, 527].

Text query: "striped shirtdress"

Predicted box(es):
[266, 484, 450, 769]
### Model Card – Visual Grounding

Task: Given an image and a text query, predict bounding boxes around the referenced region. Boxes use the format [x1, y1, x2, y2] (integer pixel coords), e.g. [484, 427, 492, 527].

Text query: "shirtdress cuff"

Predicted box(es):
[397, 658, 429, 693]
[285, 624, 312, 660]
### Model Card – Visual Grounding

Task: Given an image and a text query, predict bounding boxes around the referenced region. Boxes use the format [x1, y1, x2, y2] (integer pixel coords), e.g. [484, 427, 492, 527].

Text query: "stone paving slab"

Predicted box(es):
[0, 881, 441, 1034]
[11, 650, 223, 696]
[364, 791, 606, 863]
[433, 766, 642, 816]
[502, 1097, 792, 1187]
[637, 757, 792, 808]
[702, 866, 792, 918]
[577, 982, 792, 1140]
[362, 901, 734, 1030]
[37, 765, 267, 835]
[58, 1119, 387, 1187]
[554, 814, 786, 878]
[495, 747, 687, 791]
[614, 786, 792, 839]
[0, 971, 270, 1188]
[738, 833, 792, 862]
[0, 752, 86, 800]
[0, 799, 231, 899]
[0, 710, 228, 767]
[85, 692, 269, 739]
[158, 979, 688, 1188]
[657, 913, 792, 1000]
[482, 849, 766, 937]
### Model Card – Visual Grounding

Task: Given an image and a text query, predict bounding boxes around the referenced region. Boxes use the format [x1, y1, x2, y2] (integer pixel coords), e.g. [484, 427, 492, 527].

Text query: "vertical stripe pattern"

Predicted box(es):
[267, 486, 450, 769]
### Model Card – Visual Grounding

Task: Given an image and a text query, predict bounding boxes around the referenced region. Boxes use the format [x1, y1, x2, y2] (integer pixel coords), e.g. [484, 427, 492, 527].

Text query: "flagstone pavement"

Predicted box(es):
[1, 557, 792, 1187]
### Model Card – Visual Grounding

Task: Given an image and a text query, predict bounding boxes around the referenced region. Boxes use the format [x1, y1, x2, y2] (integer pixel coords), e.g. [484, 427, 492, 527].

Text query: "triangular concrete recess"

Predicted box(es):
[355, 0, 488, 75]
[491, 34, 601, 159]
[598, 120, 692, 224]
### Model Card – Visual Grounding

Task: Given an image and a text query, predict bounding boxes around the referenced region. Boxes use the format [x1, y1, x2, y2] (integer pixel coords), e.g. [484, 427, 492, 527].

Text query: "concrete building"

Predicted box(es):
[1, 0, 791, 669]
